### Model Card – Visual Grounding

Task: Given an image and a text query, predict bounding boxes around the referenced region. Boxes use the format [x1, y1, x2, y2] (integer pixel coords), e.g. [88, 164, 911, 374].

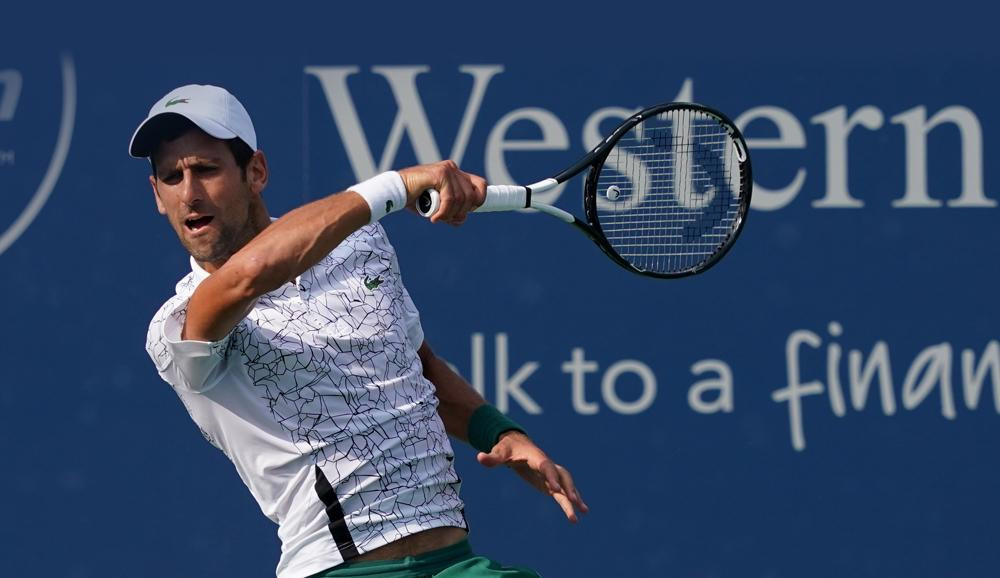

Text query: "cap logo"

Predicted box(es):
[164, 97, 188, 108]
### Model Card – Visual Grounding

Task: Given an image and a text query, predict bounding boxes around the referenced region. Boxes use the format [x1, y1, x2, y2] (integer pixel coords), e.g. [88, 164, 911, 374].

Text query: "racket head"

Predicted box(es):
[582, 102, 752, 278]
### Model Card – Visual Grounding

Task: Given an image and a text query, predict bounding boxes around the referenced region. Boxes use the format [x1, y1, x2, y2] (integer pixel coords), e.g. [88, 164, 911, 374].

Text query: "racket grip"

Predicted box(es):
[417, 185, 528, 218]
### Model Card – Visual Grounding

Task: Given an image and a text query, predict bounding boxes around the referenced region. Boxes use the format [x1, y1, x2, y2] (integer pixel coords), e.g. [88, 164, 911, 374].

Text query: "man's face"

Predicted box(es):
[150, 129, 261, 268]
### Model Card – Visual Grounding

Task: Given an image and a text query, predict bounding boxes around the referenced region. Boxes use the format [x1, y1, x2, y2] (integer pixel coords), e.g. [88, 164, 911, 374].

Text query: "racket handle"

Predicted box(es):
[417, 185, 528, 218]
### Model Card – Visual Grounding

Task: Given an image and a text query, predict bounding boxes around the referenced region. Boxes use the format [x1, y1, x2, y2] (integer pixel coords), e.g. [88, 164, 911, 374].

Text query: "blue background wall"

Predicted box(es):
[1, 2, 997, 576]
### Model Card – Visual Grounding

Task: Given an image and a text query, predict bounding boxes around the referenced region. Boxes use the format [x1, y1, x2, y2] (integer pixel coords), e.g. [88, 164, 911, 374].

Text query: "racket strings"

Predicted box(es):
[595, 108, 744, 274]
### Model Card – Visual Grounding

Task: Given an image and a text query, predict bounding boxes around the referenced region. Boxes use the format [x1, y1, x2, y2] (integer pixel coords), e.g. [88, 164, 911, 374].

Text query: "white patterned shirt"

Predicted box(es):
[146, 223, 466, 578]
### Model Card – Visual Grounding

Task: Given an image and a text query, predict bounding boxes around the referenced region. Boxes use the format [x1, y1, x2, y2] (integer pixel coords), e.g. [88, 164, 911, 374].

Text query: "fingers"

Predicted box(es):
[399, 161, 485, 225]
[476, 437, 514, 468]
[538, 459, 564, 495]
[478, 432, 588, 523]
[555, 463, 589, 515]
[476, 449, 506, 468]
[468, 174, 487, 215]
[551, 489, 579, 524]
[515, 456, 588, 523]
[433, 163, 481, 225]
[442, 171, 480, 224]
[538, 460, 589, 523]
[536, 460, 575, 523]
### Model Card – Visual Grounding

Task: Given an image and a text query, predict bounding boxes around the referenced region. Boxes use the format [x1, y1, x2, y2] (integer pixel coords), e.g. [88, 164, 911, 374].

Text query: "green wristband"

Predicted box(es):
[467, 404, 526, 454]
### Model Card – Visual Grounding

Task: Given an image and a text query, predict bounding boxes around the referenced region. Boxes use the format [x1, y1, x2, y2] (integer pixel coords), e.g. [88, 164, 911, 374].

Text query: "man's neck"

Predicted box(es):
[196, 207, 272, 274]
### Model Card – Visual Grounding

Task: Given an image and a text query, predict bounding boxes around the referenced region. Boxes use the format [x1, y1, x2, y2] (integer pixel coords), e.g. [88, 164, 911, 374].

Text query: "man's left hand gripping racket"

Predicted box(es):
[418, 102, 752, 279]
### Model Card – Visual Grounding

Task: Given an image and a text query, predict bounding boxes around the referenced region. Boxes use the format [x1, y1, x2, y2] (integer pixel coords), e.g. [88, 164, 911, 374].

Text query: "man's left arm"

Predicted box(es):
[417, 341, 590, 523]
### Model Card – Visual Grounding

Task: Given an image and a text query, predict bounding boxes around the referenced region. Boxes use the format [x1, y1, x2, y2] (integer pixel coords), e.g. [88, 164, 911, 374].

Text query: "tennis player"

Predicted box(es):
[130, 84, 586, 578]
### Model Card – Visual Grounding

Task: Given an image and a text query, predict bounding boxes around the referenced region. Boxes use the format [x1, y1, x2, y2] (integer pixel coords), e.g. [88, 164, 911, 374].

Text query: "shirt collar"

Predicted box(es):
[189, 256, 211, 283]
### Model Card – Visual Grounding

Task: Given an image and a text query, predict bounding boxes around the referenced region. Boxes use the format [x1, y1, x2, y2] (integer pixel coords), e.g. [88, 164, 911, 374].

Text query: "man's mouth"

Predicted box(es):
[185, 215, 214, 232]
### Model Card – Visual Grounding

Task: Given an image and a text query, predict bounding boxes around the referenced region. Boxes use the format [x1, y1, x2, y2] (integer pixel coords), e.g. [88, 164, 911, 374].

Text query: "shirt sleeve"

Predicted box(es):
[146, 296, 233, 394]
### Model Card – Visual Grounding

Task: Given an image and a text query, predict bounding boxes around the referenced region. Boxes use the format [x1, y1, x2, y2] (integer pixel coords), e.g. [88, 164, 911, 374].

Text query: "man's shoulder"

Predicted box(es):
[313, 223, 396, 270]
[150, 271, 199, 323]
[345, 222, 390, 246]
[145, 272, 198, 369]
[148, 292, 186, 330]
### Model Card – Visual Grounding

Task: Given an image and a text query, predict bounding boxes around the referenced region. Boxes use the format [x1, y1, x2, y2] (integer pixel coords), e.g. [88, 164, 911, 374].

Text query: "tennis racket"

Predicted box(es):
[417, 102, 752, 278]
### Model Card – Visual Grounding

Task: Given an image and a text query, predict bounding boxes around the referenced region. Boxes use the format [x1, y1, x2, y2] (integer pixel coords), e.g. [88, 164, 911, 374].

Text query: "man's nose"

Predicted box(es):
[179, 171, 205, 206]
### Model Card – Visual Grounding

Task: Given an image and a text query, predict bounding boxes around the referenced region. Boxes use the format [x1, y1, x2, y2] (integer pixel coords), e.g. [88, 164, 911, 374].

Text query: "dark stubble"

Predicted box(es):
[181, 191, 264, 267]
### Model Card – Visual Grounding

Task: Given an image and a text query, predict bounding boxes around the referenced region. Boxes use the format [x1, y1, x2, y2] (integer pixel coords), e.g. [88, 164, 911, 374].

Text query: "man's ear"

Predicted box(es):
[150, 175, 166, 215]
[247, 150, 269, 196]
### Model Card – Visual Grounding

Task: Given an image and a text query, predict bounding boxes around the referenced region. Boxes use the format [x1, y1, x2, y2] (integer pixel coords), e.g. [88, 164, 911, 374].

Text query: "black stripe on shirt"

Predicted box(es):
[313, 465, 359, 561]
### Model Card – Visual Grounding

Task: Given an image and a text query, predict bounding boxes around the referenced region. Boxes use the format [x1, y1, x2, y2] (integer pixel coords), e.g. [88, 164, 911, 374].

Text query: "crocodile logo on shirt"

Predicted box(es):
[385, 200, 394, 214]
[364, 275, 383, 290]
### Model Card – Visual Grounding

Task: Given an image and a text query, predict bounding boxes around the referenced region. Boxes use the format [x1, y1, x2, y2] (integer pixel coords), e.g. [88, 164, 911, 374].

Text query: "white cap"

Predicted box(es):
[129, 84, 257, 158]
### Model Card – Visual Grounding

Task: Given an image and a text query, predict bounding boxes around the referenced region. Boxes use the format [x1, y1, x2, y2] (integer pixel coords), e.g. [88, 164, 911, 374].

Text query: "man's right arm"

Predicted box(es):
[182, 189, 370, 342]
[182, 161, 486, 343]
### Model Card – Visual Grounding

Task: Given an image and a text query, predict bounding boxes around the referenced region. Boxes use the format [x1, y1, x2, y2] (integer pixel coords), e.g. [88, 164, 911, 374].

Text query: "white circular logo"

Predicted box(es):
[0, 53, 76, 257]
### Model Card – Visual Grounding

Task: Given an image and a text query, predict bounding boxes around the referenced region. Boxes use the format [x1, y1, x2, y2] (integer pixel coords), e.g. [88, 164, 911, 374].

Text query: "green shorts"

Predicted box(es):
[308, 538, 540, 578]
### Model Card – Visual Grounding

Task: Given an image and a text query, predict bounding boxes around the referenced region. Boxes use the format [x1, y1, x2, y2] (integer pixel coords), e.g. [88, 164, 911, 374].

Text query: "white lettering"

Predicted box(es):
[583, 107, 642, 212]
[601, 360, 657, 415]
[675, 78, 694, 103]
[561, 347, 599, 415]
[961, 341, 1000, 412]
[0, 69, 22, 121]
[890, 106, 994, 208]
[581, 78, 693, 211]
[303, 65, 998, 212]
[810, 106, 884, 208]
[688, 359, 734, 414]
[470, 332, 485, 397]
[735, 106, 807, 211]
[848, 342, 897, 415]
[826, 322, 846, 417]
[901, 343, 956, 419]
[305, 65, 502, 180]
[671, 110, 716, 210]
[773, 329, 825, 451]
[494, 332, 542, 414]
[485, 107, 568, 204]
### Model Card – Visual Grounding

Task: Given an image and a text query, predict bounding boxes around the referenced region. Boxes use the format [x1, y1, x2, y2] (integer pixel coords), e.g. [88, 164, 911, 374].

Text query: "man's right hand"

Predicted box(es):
[398, 160, 487, 225]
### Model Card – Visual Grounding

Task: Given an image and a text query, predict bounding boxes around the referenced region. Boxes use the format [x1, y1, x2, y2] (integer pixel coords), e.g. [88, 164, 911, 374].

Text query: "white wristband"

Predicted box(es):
[351, 171, 408, 223]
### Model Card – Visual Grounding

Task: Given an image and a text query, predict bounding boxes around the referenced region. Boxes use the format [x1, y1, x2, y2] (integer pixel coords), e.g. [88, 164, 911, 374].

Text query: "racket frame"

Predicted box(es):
[530, 102, 753, 278]
[419, 101, 752, 279]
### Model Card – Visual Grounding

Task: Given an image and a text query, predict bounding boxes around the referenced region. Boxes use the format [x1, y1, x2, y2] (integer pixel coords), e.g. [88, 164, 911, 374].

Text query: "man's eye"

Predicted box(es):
[160, 172, 181, 184]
